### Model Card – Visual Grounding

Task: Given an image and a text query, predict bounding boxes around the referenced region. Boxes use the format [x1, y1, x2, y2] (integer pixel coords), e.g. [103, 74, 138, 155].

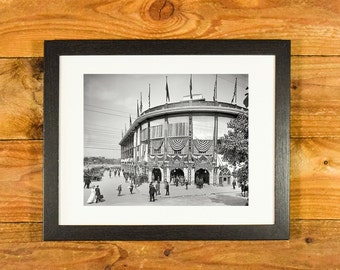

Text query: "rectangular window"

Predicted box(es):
[168, 122, 189, 137]
[150, 125, 163, 139]
[141, 128, 148, 141]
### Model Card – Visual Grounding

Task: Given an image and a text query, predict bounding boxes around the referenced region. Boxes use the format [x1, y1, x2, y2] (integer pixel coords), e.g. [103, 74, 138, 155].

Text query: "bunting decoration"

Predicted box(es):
[169, 137, 188, 151]
[156, 154, 164, 159]
[151, 139, 164, 150]
[193, 139, 213, 153]
[165, 76, 170, 103]
[213, 74, 217, 102]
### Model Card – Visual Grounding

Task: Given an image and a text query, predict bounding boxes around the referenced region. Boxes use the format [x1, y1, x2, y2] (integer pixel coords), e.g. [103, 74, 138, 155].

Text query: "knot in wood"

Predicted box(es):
[305, 237, 313, 244]
[164, 248, 171, 256]
[149, 0, 175, 20]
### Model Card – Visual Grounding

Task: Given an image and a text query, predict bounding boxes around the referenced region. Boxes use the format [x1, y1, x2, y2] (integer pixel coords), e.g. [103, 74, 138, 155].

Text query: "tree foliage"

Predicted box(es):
[219, 113, 248, 183]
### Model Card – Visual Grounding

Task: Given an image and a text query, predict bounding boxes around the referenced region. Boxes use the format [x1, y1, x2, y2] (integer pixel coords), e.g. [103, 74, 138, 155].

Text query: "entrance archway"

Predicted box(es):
[195, 169, 210, 185]
[170, 168, 184, 185]
[152, 168, 162, 182]
[219, 168, 231, 185]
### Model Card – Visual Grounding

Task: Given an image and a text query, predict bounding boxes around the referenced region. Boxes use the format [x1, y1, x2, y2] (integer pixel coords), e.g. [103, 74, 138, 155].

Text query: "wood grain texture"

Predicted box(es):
[0, 58, 43, 139]
[290, 138, 340, 219]
[0, 140, 42, 223]
[0, 221, 338, 269]
[0, 0, 339, 57]
[0, 0, 340, 268]
[291, 56, 340, 137]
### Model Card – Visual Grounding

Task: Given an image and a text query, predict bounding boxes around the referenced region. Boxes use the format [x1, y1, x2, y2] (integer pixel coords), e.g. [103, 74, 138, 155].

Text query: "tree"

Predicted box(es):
[219, 113, 248, 183]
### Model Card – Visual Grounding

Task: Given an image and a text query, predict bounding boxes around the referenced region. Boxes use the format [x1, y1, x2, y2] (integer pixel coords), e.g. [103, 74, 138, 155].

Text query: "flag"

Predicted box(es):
[213, 74, 217, 102]
[137, 99, 139, 117]
[189, 74, 193, 99]
[148, 84, 151, 109]
[243, 86, 249, 108]
[231, 77, 237, 104]
[165, 76, 170, 103]
[140, 92, 143, 113]
[129, 114, 132, 126]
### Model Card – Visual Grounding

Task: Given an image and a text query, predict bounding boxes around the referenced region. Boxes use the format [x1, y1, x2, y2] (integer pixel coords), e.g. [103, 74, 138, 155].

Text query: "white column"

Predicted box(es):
[148, 169, 152, 183]
[183, 168, 188, 181]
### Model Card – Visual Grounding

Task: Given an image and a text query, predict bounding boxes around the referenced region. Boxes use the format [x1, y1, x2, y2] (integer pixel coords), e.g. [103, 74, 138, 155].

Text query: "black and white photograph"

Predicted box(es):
[44, 40, 290, 240]
[83, 74, 249, 207]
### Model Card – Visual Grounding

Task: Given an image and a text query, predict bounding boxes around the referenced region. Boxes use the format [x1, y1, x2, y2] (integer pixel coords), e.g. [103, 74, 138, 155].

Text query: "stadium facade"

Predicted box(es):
[119, 90, 248, 186]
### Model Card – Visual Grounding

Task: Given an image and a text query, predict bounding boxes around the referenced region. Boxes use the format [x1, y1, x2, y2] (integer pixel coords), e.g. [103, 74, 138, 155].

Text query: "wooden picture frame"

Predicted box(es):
[44, 40, 290, 240]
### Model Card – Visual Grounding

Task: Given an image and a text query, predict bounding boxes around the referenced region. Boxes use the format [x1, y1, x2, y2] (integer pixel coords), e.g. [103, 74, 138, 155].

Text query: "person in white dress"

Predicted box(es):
[87, 186, 96, 204]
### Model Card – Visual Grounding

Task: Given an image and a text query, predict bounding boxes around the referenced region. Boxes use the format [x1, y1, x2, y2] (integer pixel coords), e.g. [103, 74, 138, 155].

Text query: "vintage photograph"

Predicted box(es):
[83, 74, 249, 207]
[44, 40, 289, 240]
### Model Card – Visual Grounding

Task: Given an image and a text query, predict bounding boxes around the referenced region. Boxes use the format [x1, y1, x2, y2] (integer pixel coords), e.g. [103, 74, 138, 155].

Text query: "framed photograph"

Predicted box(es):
[44, 40, 290, 240]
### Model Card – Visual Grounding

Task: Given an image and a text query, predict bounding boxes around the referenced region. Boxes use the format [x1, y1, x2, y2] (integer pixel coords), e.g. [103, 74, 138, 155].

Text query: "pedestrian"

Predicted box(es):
[175, 176, 179, 187]
[129, 183, 134, 194]
[165, 181, 170, 196]
[86, 185, 96, 204]
[95, 185, 102, 203]
[84, 177, 91, 189]
[185, 179, 188, 190]
[232, 179, 236, 189]
[156, 181, 160, 195]
[117, 184, 122, 196]
[149, 182, 156, 202]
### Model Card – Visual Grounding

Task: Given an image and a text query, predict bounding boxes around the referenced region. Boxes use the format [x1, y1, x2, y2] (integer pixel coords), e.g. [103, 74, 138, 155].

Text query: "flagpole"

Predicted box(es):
[148, 83, 151, 109]
[190, 74, 193, 99]
[140, 92, 143, 113]
[165, 76, 170, 104]
[231, 77, 237, 104]
[213, 74, 217, 103]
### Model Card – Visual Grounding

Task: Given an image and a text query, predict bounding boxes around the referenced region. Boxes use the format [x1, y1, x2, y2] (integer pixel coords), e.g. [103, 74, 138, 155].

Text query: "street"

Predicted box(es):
[84, 170, 248, 206]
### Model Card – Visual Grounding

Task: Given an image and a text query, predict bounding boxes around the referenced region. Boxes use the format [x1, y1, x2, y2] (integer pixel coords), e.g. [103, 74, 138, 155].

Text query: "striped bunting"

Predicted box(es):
[151, 139, 164, 150]
[169, 137, 188, 151]
[193, 139, 213, 153]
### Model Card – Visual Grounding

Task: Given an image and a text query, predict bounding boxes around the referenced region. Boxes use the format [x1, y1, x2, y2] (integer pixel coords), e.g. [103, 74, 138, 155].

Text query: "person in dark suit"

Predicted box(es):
[165, 181, 170, 196]
[95, 185, 102, 203]
[117, 184, 122, 196]
[149, 182, 156, 202]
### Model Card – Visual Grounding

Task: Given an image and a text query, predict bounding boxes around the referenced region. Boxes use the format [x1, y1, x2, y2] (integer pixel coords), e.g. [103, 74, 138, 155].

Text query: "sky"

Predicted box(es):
[84, 74, 248, 159]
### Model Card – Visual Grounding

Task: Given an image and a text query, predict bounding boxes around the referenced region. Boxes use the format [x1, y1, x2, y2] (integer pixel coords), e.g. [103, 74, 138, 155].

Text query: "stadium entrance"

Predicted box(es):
[195, 169, 210, 185]
[152, 168, 162, 182]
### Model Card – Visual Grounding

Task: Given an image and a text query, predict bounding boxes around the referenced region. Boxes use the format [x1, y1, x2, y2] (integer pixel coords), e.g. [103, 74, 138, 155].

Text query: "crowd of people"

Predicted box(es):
[85, 169, 248, 205]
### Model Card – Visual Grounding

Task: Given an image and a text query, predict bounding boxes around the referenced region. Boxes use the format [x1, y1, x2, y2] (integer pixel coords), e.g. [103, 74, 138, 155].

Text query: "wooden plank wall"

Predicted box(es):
[0, 0, 339, 269]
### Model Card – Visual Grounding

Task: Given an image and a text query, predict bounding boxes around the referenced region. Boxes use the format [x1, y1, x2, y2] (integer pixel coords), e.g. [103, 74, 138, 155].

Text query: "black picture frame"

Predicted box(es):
[44, 40, 290, 241]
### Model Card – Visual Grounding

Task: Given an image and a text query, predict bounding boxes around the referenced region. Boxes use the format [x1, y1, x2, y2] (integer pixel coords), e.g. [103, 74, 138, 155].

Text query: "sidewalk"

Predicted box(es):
[84, 171, 247, 206]
[136, 181, 243, 199]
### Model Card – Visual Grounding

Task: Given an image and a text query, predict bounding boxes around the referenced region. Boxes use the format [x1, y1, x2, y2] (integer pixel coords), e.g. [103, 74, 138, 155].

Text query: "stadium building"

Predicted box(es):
[119, 77, 248, 186]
